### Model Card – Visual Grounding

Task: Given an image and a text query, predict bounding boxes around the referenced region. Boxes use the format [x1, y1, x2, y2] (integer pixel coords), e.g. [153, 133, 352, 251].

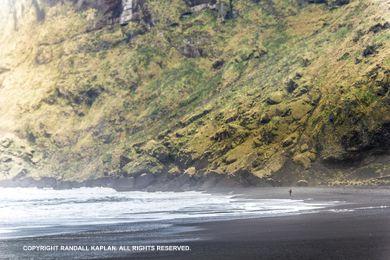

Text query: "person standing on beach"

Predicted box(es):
[289, 189, 292, 197]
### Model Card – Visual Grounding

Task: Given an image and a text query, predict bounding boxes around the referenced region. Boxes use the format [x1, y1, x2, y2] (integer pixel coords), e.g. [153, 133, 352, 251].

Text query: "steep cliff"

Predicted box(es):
[0, 0, 389, 188]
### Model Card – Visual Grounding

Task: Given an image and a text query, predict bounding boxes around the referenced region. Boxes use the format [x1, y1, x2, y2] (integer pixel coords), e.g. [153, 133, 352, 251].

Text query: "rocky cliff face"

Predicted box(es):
[1, 0, 154, 30]
[0, 0, 389, 188]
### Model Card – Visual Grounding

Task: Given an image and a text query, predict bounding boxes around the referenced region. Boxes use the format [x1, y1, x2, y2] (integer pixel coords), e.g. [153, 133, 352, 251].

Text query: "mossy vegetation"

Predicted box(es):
[0, 0, 388, 185]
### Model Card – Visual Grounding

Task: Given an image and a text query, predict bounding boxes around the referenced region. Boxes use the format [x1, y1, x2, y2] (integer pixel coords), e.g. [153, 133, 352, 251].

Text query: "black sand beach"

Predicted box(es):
[1, 187, 390, 260]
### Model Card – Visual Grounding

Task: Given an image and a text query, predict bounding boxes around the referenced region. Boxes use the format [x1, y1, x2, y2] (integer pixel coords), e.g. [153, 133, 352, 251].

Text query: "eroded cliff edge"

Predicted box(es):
[0, 0, 389, 189]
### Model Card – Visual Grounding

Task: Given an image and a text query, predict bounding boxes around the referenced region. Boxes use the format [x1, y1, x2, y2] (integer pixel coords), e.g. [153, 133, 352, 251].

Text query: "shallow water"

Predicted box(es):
[0, 187, 337, 239]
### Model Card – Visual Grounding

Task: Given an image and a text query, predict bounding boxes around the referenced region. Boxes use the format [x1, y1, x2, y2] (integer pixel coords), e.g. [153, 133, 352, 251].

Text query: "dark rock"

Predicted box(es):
[120, 0, 154, 26]
[157, 129, 171, 140]
[179, 44, 205, 58]
[180, 11, 193, 20]
[144, 142, 171, 163]
[355, 58, 362, 64]
[224, 157, 237, 165]
[367, 123, 390, 151]
[26, 131, 37, 144]
[300, 57, 311, 67]
[282, 136, 295, 147]
[294, 73, 303, 80]
[295, 86, 309, 97]
[119, 155, 132, 168]
[113, 177, 135, 191]
[211, 125, 236, 142]
[175, 132, 184, 138]
[259, 114, 271, 125]
[329, 113, 335, 124]
[362, 45, 379, 57]
[0, 67, 10, 74]
[36, 177, 57, 188]
[163, 174, 192, 191]
[328, 0, 350, 8]
[180, 108, 211, 127]
[74, 0, 122, 27]
[184, 0, 216, 7]
[286, 79, 299, 93]
[42, 0, 153, 28]
[212, 60, 225, 70]
[368, 22, 390, 34]
[200, 173, 223, 189]
[32, 0, 46, 22]
[54, 181, 81, 190]
[266, 91, 284, 105]
[215, 1, 236, 20]
[260, 131, 276, 145]
[73, 87, 104, 107]
[134, 173, 156, 189]
[302, 0, 349, 7]
[225, 115, 238, 123]
[276, 106, 291, 117]
[352, 30, 364, 42]
[0, 157, 12, 163]
[13, 169, 28, 180]
[326, 122, 390, 162]
[307, 0, 327, 3]
[169, 22, 179, 27]
[176, 32, 212, 60]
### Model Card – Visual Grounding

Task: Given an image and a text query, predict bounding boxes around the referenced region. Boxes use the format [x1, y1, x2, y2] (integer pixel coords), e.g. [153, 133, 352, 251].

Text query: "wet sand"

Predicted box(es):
[1, 187, 390, 260]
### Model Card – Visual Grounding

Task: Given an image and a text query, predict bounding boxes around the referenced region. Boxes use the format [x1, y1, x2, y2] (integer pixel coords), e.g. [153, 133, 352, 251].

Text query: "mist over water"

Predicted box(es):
[0, 187, 336, 239]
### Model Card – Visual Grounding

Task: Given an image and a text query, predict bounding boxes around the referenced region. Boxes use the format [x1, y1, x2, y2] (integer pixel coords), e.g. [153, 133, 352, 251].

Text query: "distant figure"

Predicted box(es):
[289, 189, 292, 197]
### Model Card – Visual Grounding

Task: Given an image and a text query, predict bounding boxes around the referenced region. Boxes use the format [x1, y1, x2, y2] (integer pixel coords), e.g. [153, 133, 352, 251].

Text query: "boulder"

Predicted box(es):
[282, 135, 296, 147]
[362, 45, 379, 57]
[266, 91, 285, 105]
[184, 0, 216, 12]
[0, 157, 12, 163]
[290, 101, 313, 120]
[119, 155, 132, 168]
[297, 179, 309, 187]
[369, 22, 390, 34]
[184, 0, 216, 7]
[120, 0, 153, 26]
[74, 0, 122, 26]
[168, 166, 181, 175]
[259, 113, 271, 125]
[13, 168, 28, 180]
[286, 79, 298, 93]
[0, 138, 13, 148]
[184, 166, 197, 176]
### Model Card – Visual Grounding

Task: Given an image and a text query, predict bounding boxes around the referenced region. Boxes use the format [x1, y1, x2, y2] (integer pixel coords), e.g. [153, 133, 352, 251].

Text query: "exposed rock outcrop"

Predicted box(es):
[120, 0, 153, 26]
[184, 0, 217, 11]
[0, 0, 389, 188]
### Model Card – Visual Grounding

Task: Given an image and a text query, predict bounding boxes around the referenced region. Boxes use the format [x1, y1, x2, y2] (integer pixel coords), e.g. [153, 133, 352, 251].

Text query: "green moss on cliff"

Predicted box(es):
[0, 0, 389, 185]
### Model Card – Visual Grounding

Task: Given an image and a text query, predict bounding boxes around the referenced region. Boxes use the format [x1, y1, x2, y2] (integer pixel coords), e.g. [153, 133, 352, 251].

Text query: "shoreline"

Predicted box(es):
[1, 175, 390, 193]
[0, 173, 261, 192]
[1, 187, 390, 259]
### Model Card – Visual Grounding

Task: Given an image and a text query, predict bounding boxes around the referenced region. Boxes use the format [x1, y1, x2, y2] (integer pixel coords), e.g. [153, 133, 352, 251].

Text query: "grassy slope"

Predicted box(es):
[0, 0, 389, 185]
